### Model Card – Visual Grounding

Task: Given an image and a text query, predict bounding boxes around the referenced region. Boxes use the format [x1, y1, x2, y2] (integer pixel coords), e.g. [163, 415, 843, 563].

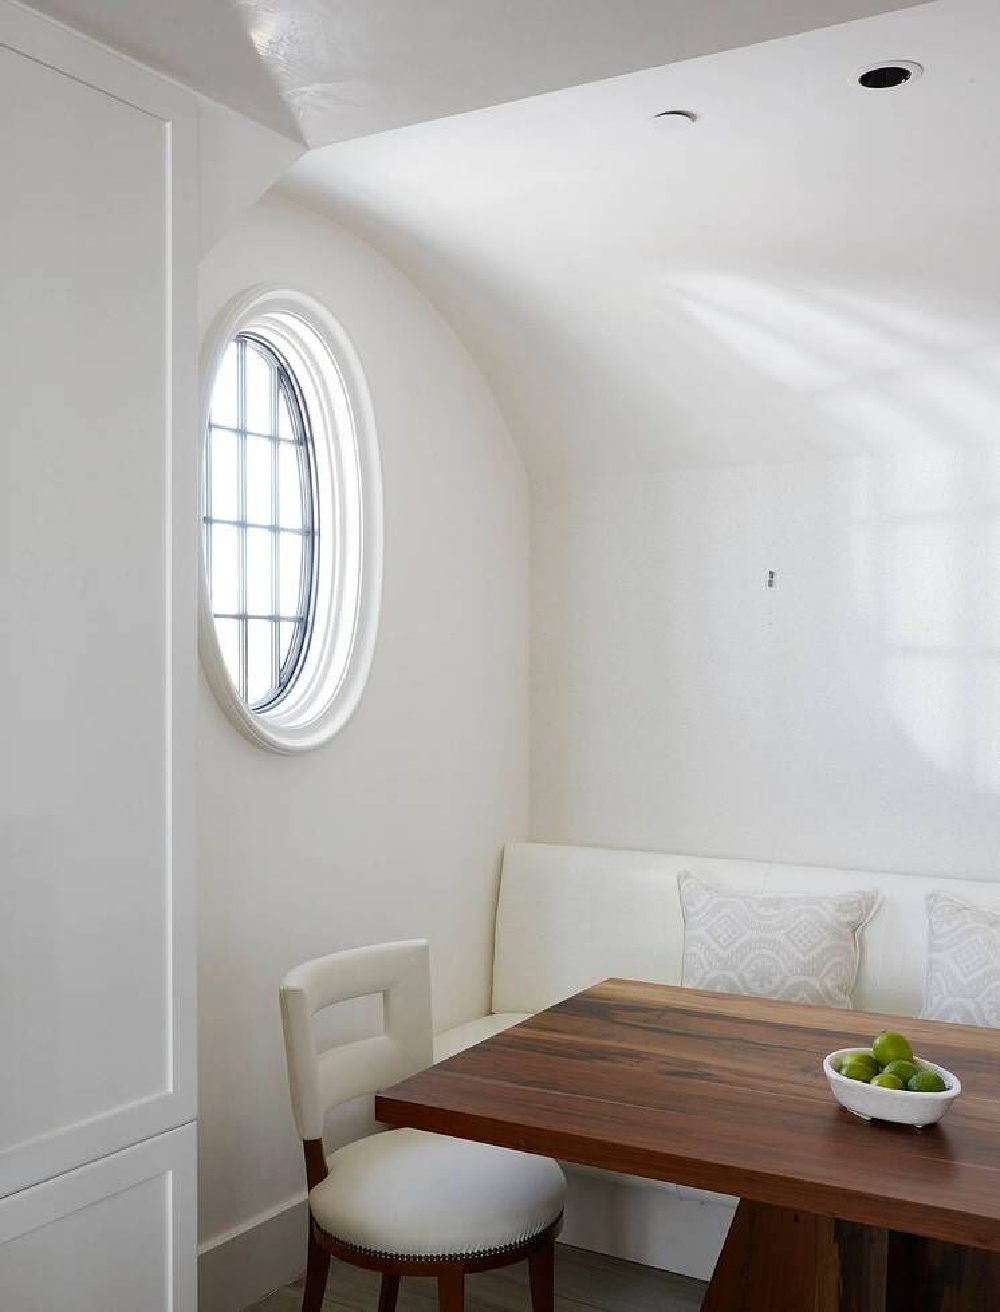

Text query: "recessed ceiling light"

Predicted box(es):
[653, 109, 698, 129]
[858, 60, 923, 89]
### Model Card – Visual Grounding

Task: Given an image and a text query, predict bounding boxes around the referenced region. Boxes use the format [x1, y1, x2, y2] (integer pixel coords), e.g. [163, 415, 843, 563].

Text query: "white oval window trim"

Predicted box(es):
[199, 286, 383, 754]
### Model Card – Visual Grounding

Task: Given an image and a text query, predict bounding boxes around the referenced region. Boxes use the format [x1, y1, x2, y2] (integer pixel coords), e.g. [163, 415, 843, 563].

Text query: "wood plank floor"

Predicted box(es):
[249, 1245, 706, 1311]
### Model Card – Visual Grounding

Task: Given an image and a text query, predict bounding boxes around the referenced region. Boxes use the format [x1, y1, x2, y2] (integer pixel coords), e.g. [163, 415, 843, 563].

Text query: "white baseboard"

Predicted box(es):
[198, 1167, 734, 1310]
[198, 1194, 307, 1312]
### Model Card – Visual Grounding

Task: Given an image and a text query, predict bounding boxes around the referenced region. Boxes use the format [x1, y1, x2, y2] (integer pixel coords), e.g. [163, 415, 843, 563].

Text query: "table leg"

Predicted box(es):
[887, 1231, 1000, 1311]
[701, 1200, 1000, 1312]
[700, 1199, 885, 1311]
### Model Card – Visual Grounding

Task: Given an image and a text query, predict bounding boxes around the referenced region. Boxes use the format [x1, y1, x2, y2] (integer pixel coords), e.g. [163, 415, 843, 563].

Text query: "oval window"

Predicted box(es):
[199, 288, 383, 753]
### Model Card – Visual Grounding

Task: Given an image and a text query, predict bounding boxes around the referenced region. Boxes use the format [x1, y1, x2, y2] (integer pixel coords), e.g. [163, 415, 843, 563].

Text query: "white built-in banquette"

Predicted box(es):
[433, 842, 1000, 1281]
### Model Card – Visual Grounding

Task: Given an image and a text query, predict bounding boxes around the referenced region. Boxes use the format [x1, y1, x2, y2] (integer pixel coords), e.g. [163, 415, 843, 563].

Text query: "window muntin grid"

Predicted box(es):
[203, 332, 318, 711]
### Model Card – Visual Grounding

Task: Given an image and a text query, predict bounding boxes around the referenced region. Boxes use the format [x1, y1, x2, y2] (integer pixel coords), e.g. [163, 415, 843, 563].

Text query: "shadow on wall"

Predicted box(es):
[665, 271, 1000, 794]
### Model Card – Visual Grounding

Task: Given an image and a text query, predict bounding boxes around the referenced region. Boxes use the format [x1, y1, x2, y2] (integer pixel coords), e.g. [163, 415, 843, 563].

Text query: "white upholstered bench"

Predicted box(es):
[432, 841, 1000, 1279]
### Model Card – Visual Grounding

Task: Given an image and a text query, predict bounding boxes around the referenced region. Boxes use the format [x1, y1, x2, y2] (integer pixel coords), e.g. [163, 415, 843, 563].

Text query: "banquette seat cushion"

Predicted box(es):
[434, 1012, 531, 1062]
[311, 1126, 566, 1260]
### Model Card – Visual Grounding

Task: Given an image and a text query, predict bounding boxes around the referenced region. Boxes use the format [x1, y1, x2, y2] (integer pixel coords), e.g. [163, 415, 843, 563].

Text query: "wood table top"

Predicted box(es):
[375, 980, 1000, 1252]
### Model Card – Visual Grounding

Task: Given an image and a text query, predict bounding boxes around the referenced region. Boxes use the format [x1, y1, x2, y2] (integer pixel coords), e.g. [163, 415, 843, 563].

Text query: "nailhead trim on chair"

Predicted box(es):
[328, 1223, 554, 1264]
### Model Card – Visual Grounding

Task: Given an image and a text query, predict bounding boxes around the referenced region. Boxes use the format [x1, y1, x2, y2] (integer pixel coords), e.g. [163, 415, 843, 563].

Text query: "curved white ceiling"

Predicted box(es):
[27, 0, 922, 145]
[283, 0, 1000, 477]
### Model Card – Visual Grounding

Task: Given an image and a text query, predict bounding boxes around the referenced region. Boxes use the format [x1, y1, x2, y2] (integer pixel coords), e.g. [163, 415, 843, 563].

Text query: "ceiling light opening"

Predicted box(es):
[652, 109, 698, 130]
[858, 61, 923, 90]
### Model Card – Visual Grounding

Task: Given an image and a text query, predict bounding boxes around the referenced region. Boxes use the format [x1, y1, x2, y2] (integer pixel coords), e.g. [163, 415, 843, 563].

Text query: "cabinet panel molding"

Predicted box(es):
[0, 1123, 196, 1312]
[0, 0, 197, 1200]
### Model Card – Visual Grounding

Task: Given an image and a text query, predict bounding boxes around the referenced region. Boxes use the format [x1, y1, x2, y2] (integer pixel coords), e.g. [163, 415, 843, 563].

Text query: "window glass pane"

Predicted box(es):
[279, 532, 304, 615]
[210, 427, 238, 521]
[245, 342, 273, 434]
[214, 618, 242, 692]
[279, 442, 304, 530]
[211, 341, 238, 428]
[246, 435, 272, 524]
[278, 622, 296, 674]
[246, 526, 273, 615]
[210, 524, 239, 613]
[278, 388, 295, 441]
[247, 619, 275, 706]
[203, 326, 324, 719]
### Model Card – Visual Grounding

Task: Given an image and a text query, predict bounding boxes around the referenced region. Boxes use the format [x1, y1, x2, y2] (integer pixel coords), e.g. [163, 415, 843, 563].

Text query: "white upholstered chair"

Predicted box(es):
[279, 940, 566, 1312]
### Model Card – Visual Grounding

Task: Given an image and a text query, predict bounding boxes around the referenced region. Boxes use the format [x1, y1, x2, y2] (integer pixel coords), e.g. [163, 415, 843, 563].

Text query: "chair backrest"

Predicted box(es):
[279, 940, 433, 1144]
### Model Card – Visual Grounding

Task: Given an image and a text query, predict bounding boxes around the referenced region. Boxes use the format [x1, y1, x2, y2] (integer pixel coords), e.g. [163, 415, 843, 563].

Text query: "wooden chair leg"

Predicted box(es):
[302, 1228, 330, 1312]
[437, 1267, 465, 1311]
[378, 1273, 400, 1312]
[528, 1236, 556, 1312]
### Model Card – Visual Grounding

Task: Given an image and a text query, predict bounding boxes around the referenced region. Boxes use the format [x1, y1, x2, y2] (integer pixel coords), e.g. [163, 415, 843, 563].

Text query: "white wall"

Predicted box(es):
[531, 446, 1000, 880]
[196, 96, 303, 255]
[197, 193, 528, 1281]
[277, 8, 1000, 891]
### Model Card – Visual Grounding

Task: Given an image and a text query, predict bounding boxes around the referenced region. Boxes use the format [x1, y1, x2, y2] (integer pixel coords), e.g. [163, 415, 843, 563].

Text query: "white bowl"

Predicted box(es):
[823, 1048, 962, 1127]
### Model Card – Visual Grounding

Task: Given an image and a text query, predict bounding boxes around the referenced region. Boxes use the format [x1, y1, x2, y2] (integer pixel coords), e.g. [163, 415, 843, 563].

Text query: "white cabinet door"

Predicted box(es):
[0, 1123, 196, 1312]
[0, 5, 197, 1197]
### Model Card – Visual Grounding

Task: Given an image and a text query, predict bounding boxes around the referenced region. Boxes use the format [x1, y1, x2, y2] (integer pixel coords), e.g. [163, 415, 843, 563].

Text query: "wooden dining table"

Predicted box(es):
[375, 979, 1000, 1311]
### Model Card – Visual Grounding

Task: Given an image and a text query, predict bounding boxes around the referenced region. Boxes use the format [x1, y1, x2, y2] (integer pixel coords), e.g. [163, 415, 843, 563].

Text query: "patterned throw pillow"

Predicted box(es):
[921, 892, 1000, 1027]
[677, 872, 879, 1009]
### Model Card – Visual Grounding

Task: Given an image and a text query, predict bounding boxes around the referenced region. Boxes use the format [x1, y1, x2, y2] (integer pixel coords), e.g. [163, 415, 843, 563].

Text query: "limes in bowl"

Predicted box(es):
[824, 1033, 960, 1126]
[829, 1032, 954, 1095]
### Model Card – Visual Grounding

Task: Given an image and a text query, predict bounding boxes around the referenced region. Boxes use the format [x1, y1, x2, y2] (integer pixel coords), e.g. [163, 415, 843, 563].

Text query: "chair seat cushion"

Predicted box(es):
[310, 1128, 566, 1260]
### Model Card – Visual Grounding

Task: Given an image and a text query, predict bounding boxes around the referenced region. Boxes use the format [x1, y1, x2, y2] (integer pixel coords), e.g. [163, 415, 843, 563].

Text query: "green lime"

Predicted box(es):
[842, 1059, 879, 1082]
[870, 1072, 904, 1090]
[846, 1052, 880, 1076]
[882, 1059, 919, 1085]
[872, 1031, 913, 1066]
[908, 1070, 947, 1094]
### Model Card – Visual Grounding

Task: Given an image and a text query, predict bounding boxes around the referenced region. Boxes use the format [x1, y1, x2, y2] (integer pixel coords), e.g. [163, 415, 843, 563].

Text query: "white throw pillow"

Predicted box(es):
[677, 872, 879, 1009]
[921, 892, 1000, 1027]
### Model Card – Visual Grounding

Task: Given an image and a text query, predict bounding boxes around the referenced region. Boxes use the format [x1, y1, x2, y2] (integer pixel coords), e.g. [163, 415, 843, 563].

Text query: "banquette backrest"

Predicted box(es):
[492, 843, 1000, 1020]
